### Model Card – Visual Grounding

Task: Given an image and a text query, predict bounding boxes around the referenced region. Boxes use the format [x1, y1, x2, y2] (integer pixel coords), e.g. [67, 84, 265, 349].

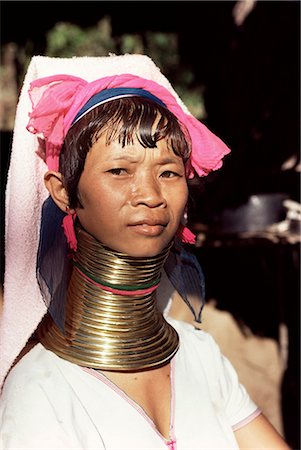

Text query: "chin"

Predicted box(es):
[114, 238, 173, 258]
[127, 248, 166, 258]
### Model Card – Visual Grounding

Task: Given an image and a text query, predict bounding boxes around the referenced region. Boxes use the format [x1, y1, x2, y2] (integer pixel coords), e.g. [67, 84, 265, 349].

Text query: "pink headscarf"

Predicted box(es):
[27, 73, 230, 177]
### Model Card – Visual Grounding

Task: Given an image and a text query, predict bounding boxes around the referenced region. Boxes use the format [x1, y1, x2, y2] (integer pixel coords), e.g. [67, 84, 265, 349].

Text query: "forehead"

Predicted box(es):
[87, 133, 185, 163]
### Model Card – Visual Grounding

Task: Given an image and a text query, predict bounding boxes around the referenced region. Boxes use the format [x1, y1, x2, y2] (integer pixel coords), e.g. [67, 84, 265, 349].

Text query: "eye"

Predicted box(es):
[160, 170, 180, 178]
[108, 168, 127, 176]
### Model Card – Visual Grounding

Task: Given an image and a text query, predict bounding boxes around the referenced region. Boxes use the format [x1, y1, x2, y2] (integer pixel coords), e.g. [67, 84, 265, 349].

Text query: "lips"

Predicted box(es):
[130, 218, 168, 227]
[128, 219, 168, 237]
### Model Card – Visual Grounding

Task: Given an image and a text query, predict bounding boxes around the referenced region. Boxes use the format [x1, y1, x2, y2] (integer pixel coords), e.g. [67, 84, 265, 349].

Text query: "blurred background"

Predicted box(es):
[0, 1, 300, 447]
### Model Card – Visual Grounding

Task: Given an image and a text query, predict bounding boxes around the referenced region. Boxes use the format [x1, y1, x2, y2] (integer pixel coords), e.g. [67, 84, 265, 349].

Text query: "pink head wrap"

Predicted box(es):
[26, 73, 230, 176]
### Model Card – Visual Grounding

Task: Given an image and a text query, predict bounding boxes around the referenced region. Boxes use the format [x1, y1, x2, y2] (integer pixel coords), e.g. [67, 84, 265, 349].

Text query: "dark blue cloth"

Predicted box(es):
[73, 87, 166, 123]
[164, 240, 205, 324]
[37, 197, 72, 330]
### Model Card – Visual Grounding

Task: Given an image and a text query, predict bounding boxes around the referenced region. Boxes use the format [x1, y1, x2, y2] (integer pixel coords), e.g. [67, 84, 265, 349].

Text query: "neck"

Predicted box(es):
[38, 226, 179, 371]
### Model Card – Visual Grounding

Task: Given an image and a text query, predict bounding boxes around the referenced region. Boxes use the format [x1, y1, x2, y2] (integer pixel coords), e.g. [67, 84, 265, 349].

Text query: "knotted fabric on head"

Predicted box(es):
[27, 73, 230, 176]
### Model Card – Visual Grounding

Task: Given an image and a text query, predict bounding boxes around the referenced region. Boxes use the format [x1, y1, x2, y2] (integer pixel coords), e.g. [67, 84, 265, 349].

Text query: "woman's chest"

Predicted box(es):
[66, 360, 239, 450]
[100, 364, 172, 440]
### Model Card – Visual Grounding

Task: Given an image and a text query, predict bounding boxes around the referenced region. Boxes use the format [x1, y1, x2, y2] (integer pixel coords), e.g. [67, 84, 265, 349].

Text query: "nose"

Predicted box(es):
[130, 175, 167, 208]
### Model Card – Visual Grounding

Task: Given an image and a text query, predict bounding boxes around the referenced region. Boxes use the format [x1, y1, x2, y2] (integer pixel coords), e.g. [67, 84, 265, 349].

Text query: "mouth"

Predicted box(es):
[128, 219, 168, 237]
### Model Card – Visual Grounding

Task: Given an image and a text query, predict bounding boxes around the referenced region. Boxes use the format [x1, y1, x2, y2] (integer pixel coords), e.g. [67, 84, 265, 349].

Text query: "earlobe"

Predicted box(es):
[44, 171, 74, 213]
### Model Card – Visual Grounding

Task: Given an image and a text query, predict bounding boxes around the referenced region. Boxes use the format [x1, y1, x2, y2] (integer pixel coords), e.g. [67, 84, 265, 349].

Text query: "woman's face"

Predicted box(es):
[75, 133, 188, 257]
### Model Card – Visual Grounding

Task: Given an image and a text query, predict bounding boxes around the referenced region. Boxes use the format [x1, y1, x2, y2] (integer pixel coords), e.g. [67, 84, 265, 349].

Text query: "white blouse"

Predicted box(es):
[0, 318, 260, 449]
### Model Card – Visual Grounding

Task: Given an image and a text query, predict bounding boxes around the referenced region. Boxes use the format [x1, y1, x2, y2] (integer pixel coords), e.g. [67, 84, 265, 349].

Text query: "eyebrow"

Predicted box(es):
[110, 156, 138, 162]
[110, 156, 182, 164]
[157, 157, 182, 165]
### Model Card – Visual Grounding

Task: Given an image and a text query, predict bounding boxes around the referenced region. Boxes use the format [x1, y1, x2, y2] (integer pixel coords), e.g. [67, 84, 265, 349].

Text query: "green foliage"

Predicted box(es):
[144, 32, 179, 73]
[46, 18, 116, 57]
[45, 17, 206, 119]
[119, 34, 144, 55]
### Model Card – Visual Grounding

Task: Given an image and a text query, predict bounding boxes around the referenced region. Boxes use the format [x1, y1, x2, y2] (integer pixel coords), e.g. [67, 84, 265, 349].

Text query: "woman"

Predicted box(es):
[0, 54, 289, 449]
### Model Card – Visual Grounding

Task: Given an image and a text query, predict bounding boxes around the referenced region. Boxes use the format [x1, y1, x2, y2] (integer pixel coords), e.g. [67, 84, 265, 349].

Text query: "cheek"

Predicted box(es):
[79, 176, 112, 208]
[166, 183, 188, 222]
[76, 178, 129, 235]
[182, 184, 189, 208]
[176, 183, 189, 211]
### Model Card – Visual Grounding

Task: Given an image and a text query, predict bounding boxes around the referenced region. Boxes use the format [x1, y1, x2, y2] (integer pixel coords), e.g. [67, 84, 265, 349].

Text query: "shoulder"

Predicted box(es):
[167, 317, 222, 363]
[2, 343, 53, 395]
[2, 343, 62, 394]
[0, 344, 108, 448]
[167, 317, 229, 388]
[0, 344, 84, 448]
[168, 318, 259, 428]
[1, 343, 70, 425]
[167, 316, 243, 388]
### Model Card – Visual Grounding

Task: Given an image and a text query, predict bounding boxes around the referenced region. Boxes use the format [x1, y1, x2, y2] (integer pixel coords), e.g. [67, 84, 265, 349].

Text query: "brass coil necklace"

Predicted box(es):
[38, 226, 179, 371]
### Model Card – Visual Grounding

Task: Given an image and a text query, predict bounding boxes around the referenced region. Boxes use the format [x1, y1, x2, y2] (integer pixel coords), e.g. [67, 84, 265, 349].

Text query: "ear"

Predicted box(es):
[44, 171, 75, 214]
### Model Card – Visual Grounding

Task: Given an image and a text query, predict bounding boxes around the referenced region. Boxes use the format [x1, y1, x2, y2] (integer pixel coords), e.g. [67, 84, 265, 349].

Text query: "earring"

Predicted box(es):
[176, 223, 196, 244]
[62, 205, 77, 251]
[176, 207, 196, 244]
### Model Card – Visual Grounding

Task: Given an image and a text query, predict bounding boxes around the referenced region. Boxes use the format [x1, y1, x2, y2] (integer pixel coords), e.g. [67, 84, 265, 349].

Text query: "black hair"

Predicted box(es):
[59, 96, 192, 208]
